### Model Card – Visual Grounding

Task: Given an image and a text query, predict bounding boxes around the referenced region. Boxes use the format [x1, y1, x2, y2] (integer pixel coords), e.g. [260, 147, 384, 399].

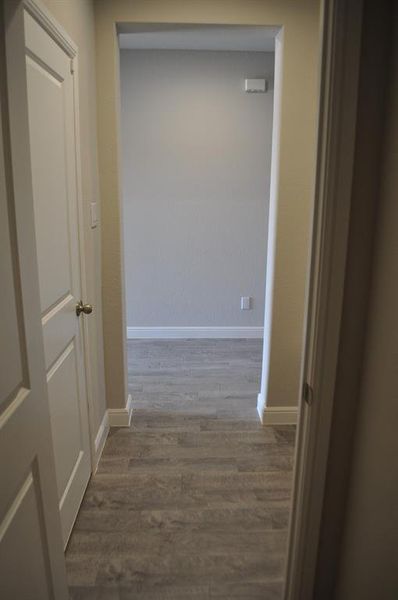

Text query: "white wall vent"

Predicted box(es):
[244, 78, 268, 93]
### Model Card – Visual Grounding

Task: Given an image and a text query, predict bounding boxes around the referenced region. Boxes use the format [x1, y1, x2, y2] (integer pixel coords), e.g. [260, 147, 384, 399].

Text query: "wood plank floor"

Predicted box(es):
[67, 339, 296, 600]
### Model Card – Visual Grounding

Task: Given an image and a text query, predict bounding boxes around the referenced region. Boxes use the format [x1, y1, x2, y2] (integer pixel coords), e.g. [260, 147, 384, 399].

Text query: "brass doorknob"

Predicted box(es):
[76, 301, 93, 317]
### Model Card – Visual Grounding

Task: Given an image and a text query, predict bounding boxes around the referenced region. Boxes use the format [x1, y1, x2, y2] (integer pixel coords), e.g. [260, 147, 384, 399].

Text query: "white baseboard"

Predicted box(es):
[127, 326, 263, 339]
[257, 392, 267, 421]
[108, 394, 133, 427]
[257, 393, 298, 425]
[93, 410, 109, 472]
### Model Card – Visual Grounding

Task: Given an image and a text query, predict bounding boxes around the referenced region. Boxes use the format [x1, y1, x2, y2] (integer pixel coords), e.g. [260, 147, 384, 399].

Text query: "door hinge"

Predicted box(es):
[302, 381, 314, 406]
[70, 59, 74, 75]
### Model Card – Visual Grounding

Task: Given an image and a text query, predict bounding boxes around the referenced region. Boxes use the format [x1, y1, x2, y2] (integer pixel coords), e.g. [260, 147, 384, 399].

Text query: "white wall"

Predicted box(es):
[120, 49, 274, 330]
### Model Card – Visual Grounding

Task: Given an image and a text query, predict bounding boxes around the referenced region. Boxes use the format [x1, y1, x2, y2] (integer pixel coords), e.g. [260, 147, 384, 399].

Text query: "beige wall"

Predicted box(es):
[335, 6, 398, 598]
[94, 0, 321, 411]
[40, 0, 107, 446]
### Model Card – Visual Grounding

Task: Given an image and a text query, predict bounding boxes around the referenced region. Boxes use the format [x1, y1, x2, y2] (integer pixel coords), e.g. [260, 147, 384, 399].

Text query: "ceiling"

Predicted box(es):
[118, 24, 278, 52]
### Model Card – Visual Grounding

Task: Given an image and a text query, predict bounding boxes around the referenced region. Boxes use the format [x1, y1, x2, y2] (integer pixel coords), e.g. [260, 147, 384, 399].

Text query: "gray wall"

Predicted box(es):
[120, 49, 274, 328]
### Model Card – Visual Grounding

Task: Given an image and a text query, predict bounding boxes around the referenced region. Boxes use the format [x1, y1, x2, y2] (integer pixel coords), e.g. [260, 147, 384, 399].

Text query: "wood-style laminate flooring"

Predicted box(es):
[67, 339, 296, 600]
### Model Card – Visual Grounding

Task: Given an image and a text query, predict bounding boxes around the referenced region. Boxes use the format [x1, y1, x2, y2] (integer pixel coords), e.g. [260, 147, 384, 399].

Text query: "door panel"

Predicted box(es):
[1, 2, 68, 596]
[24, 11, 91, 546]
[42, 294, 75, 370]
[0, 472, 53, 600]
[27, 54, 72, 313]
[47, 343, 83, 497]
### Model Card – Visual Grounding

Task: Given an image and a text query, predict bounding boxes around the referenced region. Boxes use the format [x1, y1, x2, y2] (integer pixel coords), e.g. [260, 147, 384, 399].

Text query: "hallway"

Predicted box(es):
[66, 339, 295, 599]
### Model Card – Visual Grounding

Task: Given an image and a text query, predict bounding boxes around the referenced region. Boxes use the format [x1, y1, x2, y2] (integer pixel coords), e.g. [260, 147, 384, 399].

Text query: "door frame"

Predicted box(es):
[117, 24, 286, 424]
[5, 0, 97, 470]
[284, 0, 364, 597]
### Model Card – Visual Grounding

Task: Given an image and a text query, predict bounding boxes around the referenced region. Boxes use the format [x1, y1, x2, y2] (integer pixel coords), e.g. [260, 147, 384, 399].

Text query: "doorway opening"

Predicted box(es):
[118, 24, 279, 425]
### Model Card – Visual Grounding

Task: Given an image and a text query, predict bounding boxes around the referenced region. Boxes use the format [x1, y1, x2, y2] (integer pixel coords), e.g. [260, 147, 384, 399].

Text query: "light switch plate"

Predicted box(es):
[90, 201, 98, 228]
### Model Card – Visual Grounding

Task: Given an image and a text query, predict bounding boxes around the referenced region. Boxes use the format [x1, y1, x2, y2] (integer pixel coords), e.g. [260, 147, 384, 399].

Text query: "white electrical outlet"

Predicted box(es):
[241, 296, 251, 310]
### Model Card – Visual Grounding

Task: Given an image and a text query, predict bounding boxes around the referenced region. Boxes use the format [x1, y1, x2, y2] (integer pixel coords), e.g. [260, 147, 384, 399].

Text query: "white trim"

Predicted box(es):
[23, 0, 77, 57]
[257, 392, 266, 420]
[70, 46, 98, 471]
[108, 394, 133, 427]
[127, 326, 263, 339]
[258, 27, 284, 419]
[257, 394, 298, 424]
[93, 411, 109, 472]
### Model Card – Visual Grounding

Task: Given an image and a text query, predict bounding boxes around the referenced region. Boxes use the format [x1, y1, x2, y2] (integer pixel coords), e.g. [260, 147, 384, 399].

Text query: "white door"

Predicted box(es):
[23, 10, 91, 546]
[0, 9, 68, 600]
